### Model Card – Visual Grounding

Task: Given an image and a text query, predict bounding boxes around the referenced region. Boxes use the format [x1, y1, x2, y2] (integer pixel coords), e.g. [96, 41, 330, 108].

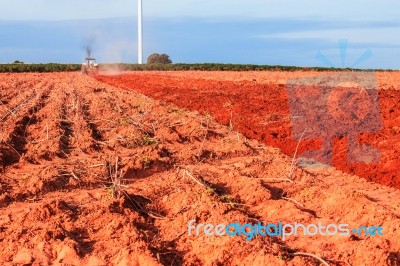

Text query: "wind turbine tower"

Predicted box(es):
[138, 0, 143, 64]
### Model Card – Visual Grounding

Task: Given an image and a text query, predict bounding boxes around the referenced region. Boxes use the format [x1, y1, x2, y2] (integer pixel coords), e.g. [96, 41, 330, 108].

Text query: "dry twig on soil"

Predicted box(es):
[292, 252, 330, 266]
[288, 128, 307, 181]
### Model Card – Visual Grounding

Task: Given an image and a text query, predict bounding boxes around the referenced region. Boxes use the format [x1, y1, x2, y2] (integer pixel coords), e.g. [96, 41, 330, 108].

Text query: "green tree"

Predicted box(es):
[147, 53, 172, 64]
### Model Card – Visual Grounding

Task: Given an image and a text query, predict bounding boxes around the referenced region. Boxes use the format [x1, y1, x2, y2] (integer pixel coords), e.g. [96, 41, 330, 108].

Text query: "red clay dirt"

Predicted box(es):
[96, 71, 400, 189]
[0, 72, 399, 265]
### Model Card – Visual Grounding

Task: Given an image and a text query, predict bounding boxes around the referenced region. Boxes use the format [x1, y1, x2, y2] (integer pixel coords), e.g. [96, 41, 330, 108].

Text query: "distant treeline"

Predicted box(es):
[102, 63, 395, 72]
[0, 64, 81, 73]
[0, 63, 396, 73]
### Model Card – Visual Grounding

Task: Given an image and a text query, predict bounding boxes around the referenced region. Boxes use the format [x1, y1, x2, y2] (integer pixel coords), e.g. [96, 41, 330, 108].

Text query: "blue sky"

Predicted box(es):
[1, 0, 399, 69]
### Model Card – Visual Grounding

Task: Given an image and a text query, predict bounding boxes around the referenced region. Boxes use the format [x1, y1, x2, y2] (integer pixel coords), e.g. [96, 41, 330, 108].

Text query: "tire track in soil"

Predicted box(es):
[58, 91, 74, 158]
[80, 99, 104, 151]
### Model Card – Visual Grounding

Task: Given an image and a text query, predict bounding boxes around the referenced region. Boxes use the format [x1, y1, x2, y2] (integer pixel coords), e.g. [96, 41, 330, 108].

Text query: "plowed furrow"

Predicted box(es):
[72, 89, 104, 153]
[0, 76, 44, 119]
[1, 89, 50, 168]
[21, 83, 63, 163]
[74, 85, 151, 152]
[0, 89, 36, 125]
[58, 92, 74, 158]
[82, 102, 103, 142]
[0, 90, 19, 104]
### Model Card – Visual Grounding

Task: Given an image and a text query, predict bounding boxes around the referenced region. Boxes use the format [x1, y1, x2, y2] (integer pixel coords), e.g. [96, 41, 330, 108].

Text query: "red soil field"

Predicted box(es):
[97, 71, 400, 189]
[1, 72, 399, 265]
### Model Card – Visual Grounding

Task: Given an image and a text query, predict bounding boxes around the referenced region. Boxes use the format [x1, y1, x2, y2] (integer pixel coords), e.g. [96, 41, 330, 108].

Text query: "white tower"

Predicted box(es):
[138, 0, 143, 64]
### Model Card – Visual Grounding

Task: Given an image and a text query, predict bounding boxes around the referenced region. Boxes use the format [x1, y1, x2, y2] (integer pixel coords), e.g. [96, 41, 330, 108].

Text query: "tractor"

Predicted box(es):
[81, 57, 99, 75]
